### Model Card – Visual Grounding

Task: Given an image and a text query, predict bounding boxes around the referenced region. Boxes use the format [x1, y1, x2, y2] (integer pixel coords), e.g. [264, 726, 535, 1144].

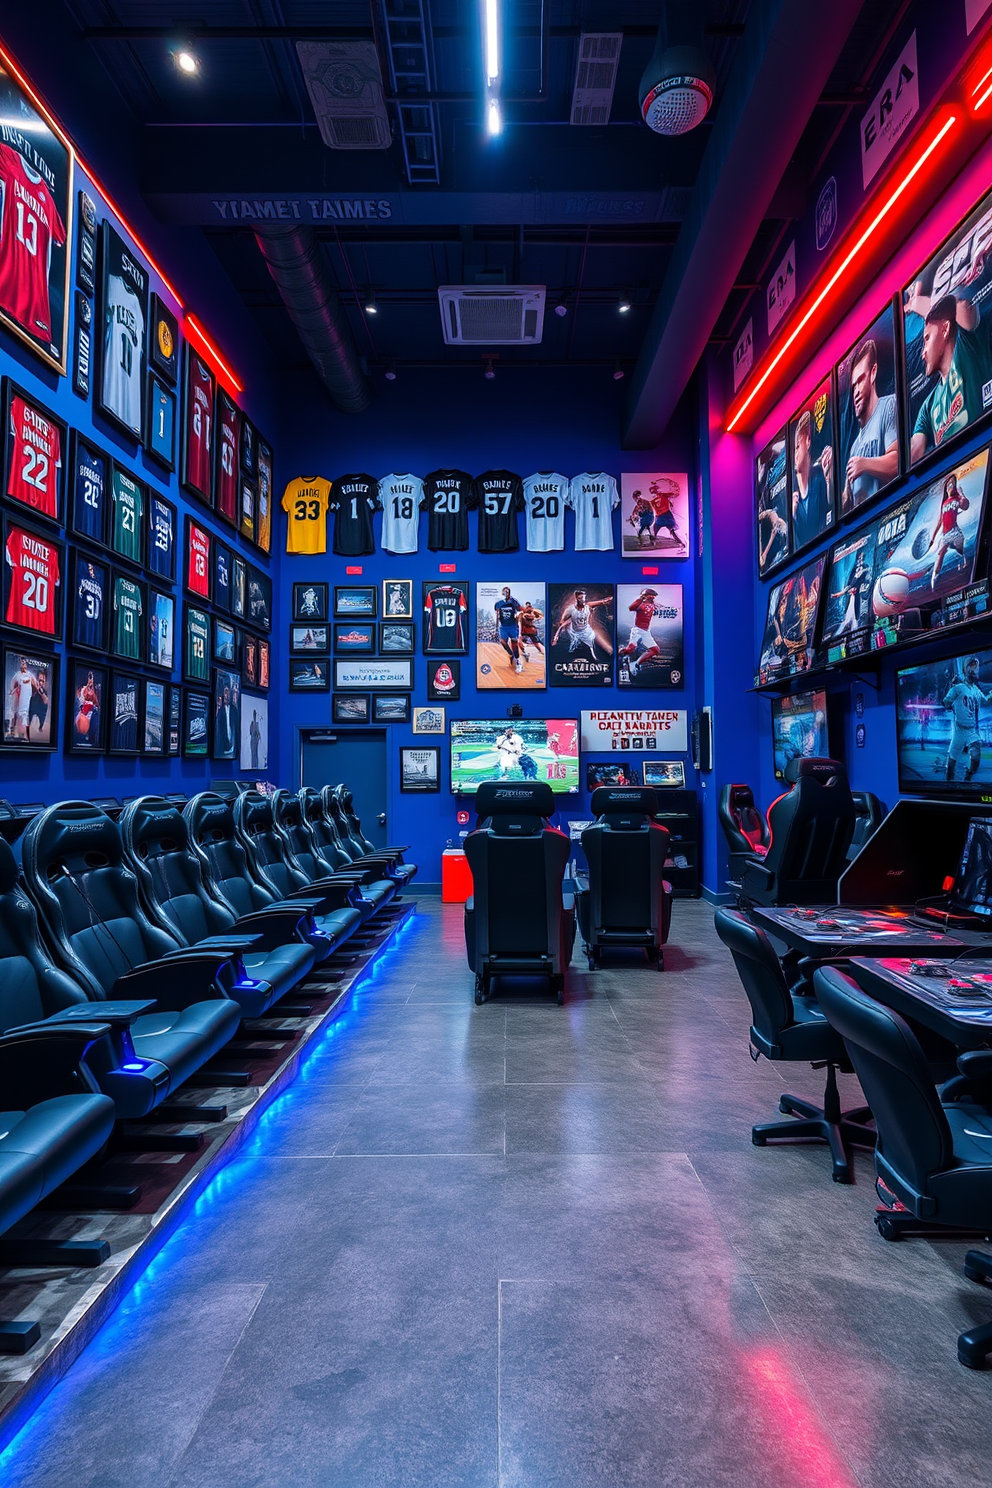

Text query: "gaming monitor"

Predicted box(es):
[896, 644, 992, 799]
[450, 718, 579, 795]
[770, 690, 830, 781]
[757, 553, 825, 680]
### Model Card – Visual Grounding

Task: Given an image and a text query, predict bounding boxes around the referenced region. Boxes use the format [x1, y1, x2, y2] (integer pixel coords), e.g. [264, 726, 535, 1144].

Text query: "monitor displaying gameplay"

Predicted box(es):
[771, 689, 829, 780]
[757, 554, 824, 679]
[896, 646, 992, 798]
[450, 718, 579, 794]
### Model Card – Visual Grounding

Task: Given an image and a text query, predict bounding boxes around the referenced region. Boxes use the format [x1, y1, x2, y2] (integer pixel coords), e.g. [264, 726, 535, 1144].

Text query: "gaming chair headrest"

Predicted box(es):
[234, 789, 274, 833]
[590, 786, 659, 819]
[22, 800, 125, 877]
[475, 780, 556, 822]
[726, 784, 756, 809]
[783, 756, 846, 787]
[185, 792, 235, 841]
[0, 837, 17, 895]
[120, 795, 188, 855]
[271, 788, 302, 826]
[299, 786, 322, 820]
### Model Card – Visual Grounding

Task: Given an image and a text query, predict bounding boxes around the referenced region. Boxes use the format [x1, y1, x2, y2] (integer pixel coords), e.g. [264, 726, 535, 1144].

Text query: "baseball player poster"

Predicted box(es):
[788, 376, 837, 553]
[835, 302, 901, 516]
[547, 582, 614, 687]
[616, 583, 684, 689]
[475, 581, 547, 690]
[757, 556, 824, 680]
[620, 473, 689, 557]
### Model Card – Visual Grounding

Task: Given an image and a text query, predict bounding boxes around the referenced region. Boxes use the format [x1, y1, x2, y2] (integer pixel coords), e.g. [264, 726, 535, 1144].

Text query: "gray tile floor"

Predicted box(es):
[3, 897, 992, 1487]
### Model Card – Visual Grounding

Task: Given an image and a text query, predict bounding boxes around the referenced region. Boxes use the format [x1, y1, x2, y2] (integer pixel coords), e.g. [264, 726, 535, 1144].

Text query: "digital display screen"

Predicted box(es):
[896, 646, 992, 798]
[450, 718, 579, 794]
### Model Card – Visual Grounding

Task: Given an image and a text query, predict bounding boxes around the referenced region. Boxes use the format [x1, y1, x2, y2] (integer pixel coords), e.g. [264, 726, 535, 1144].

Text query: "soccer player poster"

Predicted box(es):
[788, 377, 837, 553]
[0, 63, 73, 374]
[2, 646, 56, 750]
[903, 188, 992, 467]
[98, 222, 148, 439]
[755, 425, 790, 577]
[619, 473, 689, 557]
[836, 303, 901, 515]
[547, 582, 614, 687]
[475, 581, 546, 690]
[616, 583, 684, 689]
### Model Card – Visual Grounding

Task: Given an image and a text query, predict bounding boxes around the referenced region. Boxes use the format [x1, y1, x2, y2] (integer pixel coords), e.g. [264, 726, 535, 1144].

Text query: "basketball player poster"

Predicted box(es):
[98, 222, 148, 439]
[0, 62, 73, 374]
[788, 376, 836, 553]
[67, 658, 105, 753]
[836, 303, 901, 516]
[475, 581, 546, 690]
[547, 582, 614, 686]
[619, 473, 689, 557]
[616, 583, 684, 689]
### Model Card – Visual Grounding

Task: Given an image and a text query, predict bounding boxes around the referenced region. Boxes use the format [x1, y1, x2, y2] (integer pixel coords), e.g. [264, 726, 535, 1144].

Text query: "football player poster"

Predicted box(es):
[904, 188, 992, 467]
[475, 581, 547, 690]
[98, 222, 148, 439]
[240, 695, 268, 772]
[836, 303, 901, 516]
[0, 63, 73, 374]
[755, 425, 790, 576]
[616, 583, 684, 689]
[620, 473, 689, 557]
[547, 582, 614, 687]
[2, 647, 56, 748]
[788, 376, 836, 552]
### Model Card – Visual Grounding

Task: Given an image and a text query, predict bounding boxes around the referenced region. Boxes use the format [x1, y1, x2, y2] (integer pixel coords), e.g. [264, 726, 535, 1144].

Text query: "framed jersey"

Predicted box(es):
[240, 417, 256, 478]
[246, 563, 272, 632]
[423, 470, 474, 551]
[2, 516, 63, 640]
[108, 670, 141, 754]
[256, 440, 273, 554]
[145, 373, 176, 471]
[183, 688, 210, 757]
[66, 657, 107, 754]
[2, 645, 57, 751]
[147, 494, 176, 583]
[2, 382, 65, 525]
[474, 470, 525, 553]
[98, 222, 148, 439]
[148, 294, 178, 384]
[214, 389, 239, 527]
[231, 554, 247, 619]
[328, 472, 378, 556]
[184, 516, 211, 600]
[181, 346, 215, 505]
[148, 588, 175, 671]
[69, 432, 109, 548]
[70, 551, 109, 652]
[212, 540, 232, 614]
[111, 572, 144, 661]
[183, 604, 210, 683]
[239, 478, 256, 543]
[109, 464, 144, 565]
[422, 580, 469, 655]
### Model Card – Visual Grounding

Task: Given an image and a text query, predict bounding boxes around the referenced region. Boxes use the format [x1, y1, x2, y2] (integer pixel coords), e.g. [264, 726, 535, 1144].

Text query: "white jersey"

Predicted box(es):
[497, 731, 523, 762]
[378, 473, 424, 554]
[562, 603, 596, 649]
[103, 274, 144, 434]
[12, 669, 32, 719]
[568, 472, 619, 550]
[523, 472, 568, 551]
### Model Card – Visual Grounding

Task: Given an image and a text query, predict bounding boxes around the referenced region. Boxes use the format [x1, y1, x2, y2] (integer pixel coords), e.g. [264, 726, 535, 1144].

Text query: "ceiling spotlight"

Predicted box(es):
[174, 48, 200, 76]
[487, 97, 502, 137]
[639, 14, 715, 136]
[613, 363, 625, 381]
[384, 363, 397, 381]
[618, 298, 631, 315]
[364, 294, 378, 315]
[554, 303, 568, 318]
[484, 359, 496, 381]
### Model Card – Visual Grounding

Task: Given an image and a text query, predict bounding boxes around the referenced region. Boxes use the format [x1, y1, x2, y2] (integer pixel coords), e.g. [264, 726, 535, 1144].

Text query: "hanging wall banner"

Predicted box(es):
[581, 709, 688, 754]
[861, 33, 919, 188]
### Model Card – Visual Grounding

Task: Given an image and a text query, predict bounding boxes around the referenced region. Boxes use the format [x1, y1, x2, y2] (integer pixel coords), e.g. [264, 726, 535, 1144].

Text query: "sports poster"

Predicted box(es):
[211, 666, 240, 760]
[619, 473, 689, 557]
[2, 646, 56, 750]
[836, 303, 901, 516]
[0, 63, 73, 374]
[788, 376, 836, 553]
[3, 384, 64, 523]
[181, 346, 215, 505]
[616, 583, 683, 689]
[67, 659, 105, 753]
[70, 551, 108, 652]
[755, 425, 790, 577]
[547, 582, 614, 687]
[903, 188, 992, 468]
[757, 555, 824, 679]
[98, 222, 148, 439]
[475, 581, 546, 690]
[241, 695, 268, 772]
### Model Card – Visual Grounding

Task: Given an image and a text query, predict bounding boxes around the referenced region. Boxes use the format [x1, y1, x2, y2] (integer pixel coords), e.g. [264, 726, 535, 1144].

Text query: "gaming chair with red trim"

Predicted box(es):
[739, 758, 856, 907]
[718, 784, 771, 882]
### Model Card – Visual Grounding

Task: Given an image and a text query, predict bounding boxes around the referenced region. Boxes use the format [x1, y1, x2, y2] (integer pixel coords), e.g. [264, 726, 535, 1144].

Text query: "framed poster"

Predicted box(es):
[334, 584, 376, 618]
[426, 657, 459, 701]
[619, 473, 689, 558]
[183, 688, 210, 757]
[149, 294, 178, 383]
[211, 666, 240, 760]
[142, 678, 166, 754]
[836, 301, 901, 517]
[69, 432, 109, 547]
[400, 746, 440, 792]
[547, 583, 614, 687]
[239, 479, 255, 543]
[246, 564, 271, 632]
[147, 494, 177, 582]
[334, 658, 412, 691]
[167, 684, 181, 754]
[70, 551, 109, 653]
[580, 710, 688, 753]
[332, 693, 370, 723]
[422, 579, 469, 654]
[2, 516, 63, 641]
[375, 694, 412, 723]
[643, 760, 686, 788]
[108, 670, 141, 754]
[148, 589, 175, 671]
[181, 345, 215, 505]
[3, 381, 65, 525]
[110, 464, 144, 565]
[293, 581, 328, 622]
[289, 657, 329, 691]
[0, 61, 73, 374]
[256, 439, 273, 554]
[258, 637, 270, 690]
[241, 693, 268, 771]
[2, 645, 57, 750]
[475, 581, 546, 690]
[111, 572, 144, 662]
[212, 540, 232, 614]
[183, 603, 211, 683]
[213, 616, 236, 664]
[231, 554, 247, 619]
[616, 584, 684, 688]
[788, 377, 837, 553]
[755, 425, 791, 578]
[290, 622, 329, 655]
[334, 621, 375, 654]
[145, 373, 176, 470]
[185, 516, 211, 600]
[66, 658, 106, 754]
[240, 416, 256, 477]
[587, 764, 641, 789]
[98, 222, 148, 439]
[380, 620, 415, 654]
[413, 705, 444, 734]
[757, 555, 825, 683]
[383, 578, 413, 619]
[214, 388, 239, 527]
[242, 634, 259, 687]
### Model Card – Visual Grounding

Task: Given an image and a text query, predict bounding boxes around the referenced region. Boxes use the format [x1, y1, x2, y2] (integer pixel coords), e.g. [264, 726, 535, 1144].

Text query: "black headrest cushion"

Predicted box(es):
[186, 792, 233, 836]
[591, 786, 659, 818]
[728, 784, 755, 807]
[783, 756, 846, 786]
[475, 780, 556, 819]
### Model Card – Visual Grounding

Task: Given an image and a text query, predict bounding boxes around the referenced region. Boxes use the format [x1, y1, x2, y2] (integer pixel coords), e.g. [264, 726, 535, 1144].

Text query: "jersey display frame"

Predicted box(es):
[148, 293, 178, 384]
[835, 301, 902, 518]
[2, 515, 63, 641]
[214, 388, 240, 528]
[69, 431, 110, 549]
[147, 588, 175, 671]
[69, 549, 109, 653]
[255, 439, 273, 554]
[184, 515, 211, 600]
[2, 380, 66, 526]
[422, 579, 470, 656]
[98, 221, 148, 440]
[239, 477, 256, 543]
[107, 669, 141, 755]
[183, 688, 210, 757]
[246, 563, 272, 633]
[211, 666, 241, 761]
[109, 463, 145, 567]
[475, 581, 547, 691]
[183, 603, 211, 683]
[617, 582, 685, 690]
[180, 345, 215, 506]
[111, 571, 145, 662]
[547, 582, 614, 687]
[212, 539, 232, 615]
[144, 373, 176, 471]
[293, 580, 328, 623]
[423, 469, 475, 551]
[0, 62, 73, 376]
[619, 473, 689, 560]
[66, 657, 107, 754]
[2, 644, 57, 751]
[142, 678, 166, 755]
[146, 493, 177, 583]
[426, 657, 460, 702]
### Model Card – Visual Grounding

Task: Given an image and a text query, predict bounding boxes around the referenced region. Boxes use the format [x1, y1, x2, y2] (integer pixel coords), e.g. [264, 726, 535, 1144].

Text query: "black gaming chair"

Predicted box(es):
[233, 789, 374, 930]
[575, 787, 673, 969]
[301, 786, 407, 893]
[739, 758, 857, 906]
[464, 781, 574, 1005]
[713, 908, 875, 1182]
[273, 788, 395, 915]
[718, 783, 771, 881]
[326, 784, 417, 885]
[20, 802, 242, 1117]
[847, 791, 886, 861]
[815, 965, 992, 1366]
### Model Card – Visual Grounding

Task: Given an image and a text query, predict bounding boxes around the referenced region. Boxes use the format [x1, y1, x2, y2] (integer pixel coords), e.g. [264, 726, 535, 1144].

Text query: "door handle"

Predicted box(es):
[377, 813, 387, 826]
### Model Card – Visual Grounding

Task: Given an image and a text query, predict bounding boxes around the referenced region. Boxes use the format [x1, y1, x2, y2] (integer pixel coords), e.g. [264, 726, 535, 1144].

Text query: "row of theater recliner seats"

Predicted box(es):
[0, 782, 416, 1351]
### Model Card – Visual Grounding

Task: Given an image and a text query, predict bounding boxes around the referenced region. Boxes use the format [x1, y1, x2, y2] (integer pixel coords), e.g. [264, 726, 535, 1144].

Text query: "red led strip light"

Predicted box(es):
[184, 314, 245, 394]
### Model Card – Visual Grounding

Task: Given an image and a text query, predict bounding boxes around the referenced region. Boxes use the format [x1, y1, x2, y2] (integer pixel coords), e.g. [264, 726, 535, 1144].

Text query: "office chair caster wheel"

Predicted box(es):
[751, 1132, 767, 1146]
[832, 1165, 852, 1185]
[474, 974, 486, 1005]
[875, 1215, 902, 1241]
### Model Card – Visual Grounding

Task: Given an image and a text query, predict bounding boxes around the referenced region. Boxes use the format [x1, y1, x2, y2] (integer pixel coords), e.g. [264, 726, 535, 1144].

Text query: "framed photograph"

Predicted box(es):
[423, 579, 469, 655]
[400, 745, 440, 793]
[616, 583, 684, 689]
[258, 637, 270, 690]
[145, 373, 176, 470]
[2, 516, 64, 641]
[167, 684, 181, 754]
[413, 705, 444, 734]
[110, 464, 144, 566]
[547, 583, 614, 687]
[66, 658, 106, 754]
[380, 620, 415, 654]
[2, 646, 57, 750]
[213, 616, 236, 664]
[290, 622, 329, 655]
[239, 478, 256, 543]
[334, 621, 375, 654]
[619, 473, 689, 558]
[231, 554, 247, 619]
[383, 578, 414, 619]
[755, 425, 791, 578]
[148, 589, 175, 671]
[108, 670, 141, 754]
[211, 666, 240, 760]
[246, 564, 272, 632]
[334, 584, 376, 618]
[184, 515, 211, 600]
[142, 678, 166, 754]
[293, 581, 328, 622]
[240, 416, 256, 478]
[111, 572, 144, 662]
[70, 551, 109, 653]
[757, 555, 825, 683]
[69, 432, 109, 548]
[242, 634, 259, 687]
[184, 603, 211, 683]
[788, 377, 837, 554]
[256, 440, 274, 554]
[147, 494, 177, 583]
[374, 693, 411, 723]
[3, 382, 65, 526]
[98, 222, 148, 439]
[475, 581, 546, 690]
[334, 658, 412, 691]
[333, 693, 371, 724]
[587, 763, 641, 789]
[836, 302, 901, 517]
[212, 540, 232, 614]
[240, 693, 268, 771]
[181, 345, 215, 505]
[215, 388, 240, 527]
[183, 688, 210, 757]
[426, 657, 460, 701]
[290, 657, 330, 691]
[149, 294, 179, 384]
[642, 759, 686, 788]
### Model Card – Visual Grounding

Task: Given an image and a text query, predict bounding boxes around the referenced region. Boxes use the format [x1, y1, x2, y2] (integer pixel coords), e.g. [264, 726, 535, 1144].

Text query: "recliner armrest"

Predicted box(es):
[741, 859, 774, 889]
[180, 934, 263, 954]
[956, 1050, 992, 1082]
[292, 880, 366, 912]
[233, 906, 317, 941]
[112, 952, 238, 1009]
[0, 1021, 113, 1105]
[8, 999, 157, 1028]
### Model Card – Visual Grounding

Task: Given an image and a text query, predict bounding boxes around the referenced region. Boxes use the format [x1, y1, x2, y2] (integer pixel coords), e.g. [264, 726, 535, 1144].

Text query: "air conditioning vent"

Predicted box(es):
[296, 40, 391, 150]
[438, 286, 546, 345]
[570, 33, 622, 126]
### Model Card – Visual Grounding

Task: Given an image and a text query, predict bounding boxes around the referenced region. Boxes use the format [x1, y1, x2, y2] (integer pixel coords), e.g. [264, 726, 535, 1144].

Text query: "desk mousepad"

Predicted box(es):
[755, 906, 965, 945]
[856, 957, 992, 1022]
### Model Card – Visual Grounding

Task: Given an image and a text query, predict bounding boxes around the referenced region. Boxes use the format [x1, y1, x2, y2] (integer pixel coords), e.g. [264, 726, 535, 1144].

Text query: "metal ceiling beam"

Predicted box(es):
[81, 24, 744, 41]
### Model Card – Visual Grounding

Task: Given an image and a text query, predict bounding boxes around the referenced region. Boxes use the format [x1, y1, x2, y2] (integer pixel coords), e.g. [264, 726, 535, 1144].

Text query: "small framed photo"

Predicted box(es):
[413, 705, 445, 734]
[2, 646, 57, 751]
[70, 551, 109, 653]
[400, 745, 441, 793]
[426, 657, 460, 702]
[642, 759, 686, 789]
[142, 678, 167, 754]
[242, 634, 259, 687]
[373, 693, 411, 724]
[213, 616, 237, 664]
[290, 657, 330, 691]
[108, 670, 142, 754]
[290, 622, 329, 655]
[382, 578, 413, 619]
[334, 621, 376, 654]
[148, 588, 175, 671]
[145, 373, 176, 471]
[149, 294, 179, 384]
[167, 685, 181, 754]
[380, 620, 415, 654]
[183, 688, 210, 757]
[70, 432, 110, 548]
[3, 381, 67, 527]
[334, 584, 376, 618]
[212, 540, 232, 613]
[333, 693, 371, 724]
[239, 478, 256, 543]
[67, 658, 107, 753]
[246, 564, 272, 632]
[334, 658, 412, 691]
[258, 637, 270, 690]
[231, 555, 247, 619]
[293, 581, 328, 622]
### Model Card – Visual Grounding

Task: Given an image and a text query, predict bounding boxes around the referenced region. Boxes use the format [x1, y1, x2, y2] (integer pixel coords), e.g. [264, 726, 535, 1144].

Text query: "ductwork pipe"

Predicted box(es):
[254, 224, 373, 413]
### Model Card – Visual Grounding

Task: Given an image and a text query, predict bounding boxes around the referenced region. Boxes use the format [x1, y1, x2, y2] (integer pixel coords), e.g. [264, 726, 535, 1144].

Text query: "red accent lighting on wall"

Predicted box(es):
[967, 36, 992, 113]
[184, 315, 245, 395]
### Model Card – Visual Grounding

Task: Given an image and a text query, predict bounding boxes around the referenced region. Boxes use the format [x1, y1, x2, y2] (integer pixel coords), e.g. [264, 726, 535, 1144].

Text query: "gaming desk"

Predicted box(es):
[850, 957, 992, 1049]
[751, 905, 968, 961]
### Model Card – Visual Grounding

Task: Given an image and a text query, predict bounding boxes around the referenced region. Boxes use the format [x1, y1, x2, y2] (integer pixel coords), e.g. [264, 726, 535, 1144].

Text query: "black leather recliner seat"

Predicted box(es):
[718, 783, 771, 881]
[325, 784, 417, 885]
[739, 758, 856, 906]
[272, 789, 395, 916]
[575, 786, 673, 969]
[233, 789, 375, 932]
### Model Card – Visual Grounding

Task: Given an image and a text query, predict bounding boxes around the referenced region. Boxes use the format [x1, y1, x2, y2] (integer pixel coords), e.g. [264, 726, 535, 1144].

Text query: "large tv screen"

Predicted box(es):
[896, 646, 992, 798]
[757, 554, 824, 680]
[450, 718, 579, 794]
[771, 689, 829, 781]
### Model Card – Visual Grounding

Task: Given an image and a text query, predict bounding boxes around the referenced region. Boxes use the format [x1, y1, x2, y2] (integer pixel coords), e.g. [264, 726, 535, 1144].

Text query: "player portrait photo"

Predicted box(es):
[211, 666, 241, 761]
[616, 582, 684, 689]
[620, 473, 689, 557]
[2, 646, 56, 750]
[547, 581, 614, 687]
[475, 581, 546, 690]
[757, 556, 824, 680]
[240, 695, 268, 773]
[755, 425, 790, 577]
[897, 650, 992, 793]
[836, 303, 901, 515]
[821, 526, 875, 645]
[788, 377, 836, 552]
[98, 222, 148, 439]
[67, 659, 105, 753]
[383, 578, 413, 620]
[903, 188, 992, 467]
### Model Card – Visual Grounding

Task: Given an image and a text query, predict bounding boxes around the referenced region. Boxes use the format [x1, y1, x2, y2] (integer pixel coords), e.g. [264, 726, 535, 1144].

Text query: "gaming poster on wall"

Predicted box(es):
[547, 582, 614, 687]
[757, 555, 824, 681]
[98, 222, 148, 440]
[788, 376, 836, 553]
[835, 302, 901, 517]
[616, 583, 684, 689]
[755, 425, 790, 577]
[475, 581, 546, 690]
[0, 63, 73, 375]
[619, 474, 689, 558]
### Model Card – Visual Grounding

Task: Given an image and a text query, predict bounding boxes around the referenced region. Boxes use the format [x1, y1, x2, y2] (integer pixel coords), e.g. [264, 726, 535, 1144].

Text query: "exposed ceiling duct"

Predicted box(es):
[254, 225, 373, 414]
